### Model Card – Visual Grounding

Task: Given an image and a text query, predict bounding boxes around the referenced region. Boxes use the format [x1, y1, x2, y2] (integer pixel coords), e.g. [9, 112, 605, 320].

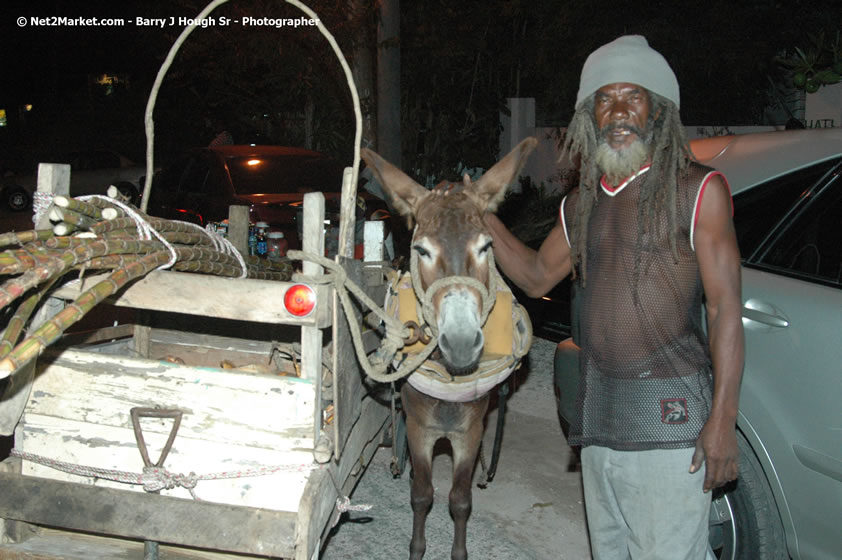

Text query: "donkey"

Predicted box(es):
[361, 137, 537, 560]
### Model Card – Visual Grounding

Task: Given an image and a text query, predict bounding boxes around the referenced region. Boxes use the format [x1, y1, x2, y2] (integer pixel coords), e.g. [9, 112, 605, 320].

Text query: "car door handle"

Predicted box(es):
[742, 306, 789, 328]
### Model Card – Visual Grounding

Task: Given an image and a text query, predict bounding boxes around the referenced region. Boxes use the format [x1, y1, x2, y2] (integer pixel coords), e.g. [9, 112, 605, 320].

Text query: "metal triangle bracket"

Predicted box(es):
[130, 407, 184, 468]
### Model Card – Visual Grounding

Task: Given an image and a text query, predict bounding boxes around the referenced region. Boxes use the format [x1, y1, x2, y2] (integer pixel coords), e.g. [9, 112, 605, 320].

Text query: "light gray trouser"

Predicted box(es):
[581, 446, 716, 560]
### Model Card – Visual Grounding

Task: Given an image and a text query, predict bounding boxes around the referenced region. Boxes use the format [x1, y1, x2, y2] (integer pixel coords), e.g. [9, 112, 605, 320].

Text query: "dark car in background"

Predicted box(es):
[0, 149, 147, 210]
[146, 145, 392, 255]
[554, 128, 842, 560]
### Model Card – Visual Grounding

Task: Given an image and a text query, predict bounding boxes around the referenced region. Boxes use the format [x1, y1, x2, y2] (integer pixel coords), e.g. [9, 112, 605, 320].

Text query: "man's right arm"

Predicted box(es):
[484, 213, 572, 298]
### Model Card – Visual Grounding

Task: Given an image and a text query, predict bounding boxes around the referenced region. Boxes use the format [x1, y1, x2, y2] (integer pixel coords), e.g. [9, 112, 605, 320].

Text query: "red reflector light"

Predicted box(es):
[284, 284, 316, 317]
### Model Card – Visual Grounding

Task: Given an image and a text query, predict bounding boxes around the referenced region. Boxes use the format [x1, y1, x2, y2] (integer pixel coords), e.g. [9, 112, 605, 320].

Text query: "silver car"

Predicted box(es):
[0, 149, 147, 210]
[554, 128, 842, 559]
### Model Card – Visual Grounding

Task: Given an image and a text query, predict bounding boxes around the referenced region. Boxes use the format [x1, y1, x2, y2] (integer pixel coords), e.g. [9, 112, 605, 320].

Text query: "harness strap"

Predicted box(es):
[409, 249, 497, 335]
[288, 250, 434, 384]
[386, 268, 532, 402]
[286, 249, 532, 395]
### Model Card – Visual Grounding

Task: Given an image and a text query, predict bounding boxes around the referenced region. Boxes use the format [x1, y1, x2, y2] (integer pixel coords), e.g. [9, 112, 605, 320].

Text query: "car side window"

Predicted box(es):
[154, 155, 190, 192]
[89, 150, 120, 170]
[758, 168, 842, 286]
[733, 158, 840, 259]
[69, 152, 92, 171]
[179, 156, 211, 194]
[69, 150, 119, 171]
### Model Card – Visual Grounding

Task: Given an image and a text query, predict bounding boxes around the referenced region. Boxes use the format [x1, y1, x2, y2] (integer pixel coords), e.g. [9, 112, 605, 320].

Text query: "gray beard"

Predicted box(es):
[594, 139, 649, 186]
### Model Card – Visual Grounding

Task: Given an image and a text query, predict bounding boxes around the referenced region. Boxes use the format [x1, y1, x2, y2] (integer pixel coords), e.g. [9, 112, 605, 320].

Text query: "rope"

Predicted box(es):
[322, 460, 373, 528]
[405, 299, 531, 394]
[77, 194, 179, 270]
[12, 448, 371, 519]
[288, 249, 438, 384]
[336, 495, 373, 513]
[32, 191, 247, 277]
[198, 222, 248, 278]
[287, 246, 531, 388]
[409, 249, 497, 336]
[32, 192, 53, 225]
[10, 448, 317, 501]
[389, 381, 401, 475]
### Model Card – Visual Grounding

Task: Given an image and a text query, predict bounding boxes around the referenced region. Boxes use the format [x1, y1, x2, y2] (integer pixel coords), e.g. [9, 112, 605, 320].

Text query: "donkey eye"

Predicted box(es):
[412, 244, 430, 258]
[478, 240, 493, 255]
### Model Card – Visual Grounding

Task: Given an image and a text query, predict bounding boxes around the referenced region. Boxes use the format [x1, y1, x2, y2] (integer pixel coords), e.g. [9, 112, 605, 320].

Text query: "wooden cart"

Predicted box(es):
[0, 167, 392, 559]
[0, 3, 390, 555]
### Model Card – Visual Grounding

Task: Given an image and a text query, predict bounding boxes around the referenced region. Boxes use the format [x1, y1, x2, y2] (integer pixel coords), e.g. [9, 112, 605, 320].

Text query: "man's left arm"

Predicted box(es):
[690, 173, 745, 492]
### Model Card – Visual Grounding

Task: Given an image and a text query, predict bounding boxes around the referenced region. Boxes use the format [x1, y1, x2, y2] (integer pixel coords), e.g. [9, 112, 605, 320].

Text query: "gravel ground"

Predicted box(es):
[320, 337, 591, 560]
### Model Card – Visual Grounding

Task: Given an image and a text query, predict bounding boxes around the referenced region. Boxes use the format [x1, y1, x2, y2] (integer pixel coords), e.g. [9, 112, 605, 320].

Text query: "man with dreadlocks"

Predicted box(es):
[485, 35, 744, 558]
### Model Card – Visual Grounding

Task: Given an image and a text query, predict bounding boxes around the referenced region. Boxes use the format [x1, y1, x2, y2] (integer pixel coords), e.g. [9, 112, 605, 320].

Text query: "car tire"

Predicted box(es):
[5, 185, 30, 211]
[709, 433, 787, 560]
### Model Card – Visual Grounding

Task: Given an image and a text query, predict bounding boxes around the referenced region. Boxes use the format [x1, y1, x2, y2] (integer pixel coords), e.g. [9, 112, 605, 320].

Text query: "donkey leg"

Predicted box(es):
[401, 383, 444, 560]
[448, 397, 490, 560]
[405, 416, 436, 560]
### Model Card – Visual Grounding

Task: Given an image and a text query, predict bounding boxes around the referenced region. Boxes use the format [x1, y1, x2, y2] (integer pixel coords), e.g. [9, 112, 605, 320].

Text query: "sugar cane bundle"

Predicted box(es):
[0, 193, 294, 378]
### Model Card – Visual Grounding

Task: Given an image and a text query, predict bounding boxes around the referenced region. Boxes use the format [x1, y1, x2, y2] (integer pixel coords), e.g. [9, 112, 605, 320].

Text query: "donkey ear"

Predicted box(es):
[361, 148, 428, 224]
[471, 137, 538, 213]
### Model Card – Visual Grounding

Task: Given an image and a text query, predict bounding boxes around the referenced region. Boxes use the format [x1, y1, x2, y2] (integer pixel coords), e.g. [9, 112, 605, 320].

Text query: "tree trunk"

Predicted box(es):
[377, 0, 401, 167]
[347, 0, 377, 150]
[304, 91, 315, 150]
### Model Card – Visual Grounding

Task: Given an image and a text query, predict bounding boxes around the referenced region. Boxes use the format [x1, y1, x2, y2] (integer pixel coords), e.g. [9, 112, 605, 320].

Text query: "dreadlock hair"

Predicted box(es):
[561, 89, 694, 285]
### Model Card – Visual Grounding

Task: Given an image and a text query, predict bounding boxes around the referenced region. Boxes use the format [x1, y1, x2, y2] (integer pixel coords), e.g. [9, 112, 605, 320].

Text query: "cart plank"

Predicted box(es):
[0, 471, 296, 558]
[332, 257, 387, 459]
[22, 347, 316, 512]
[296, 396, 389, 558]
[0, 527, 267, 559]
[51, 271, 333, 327]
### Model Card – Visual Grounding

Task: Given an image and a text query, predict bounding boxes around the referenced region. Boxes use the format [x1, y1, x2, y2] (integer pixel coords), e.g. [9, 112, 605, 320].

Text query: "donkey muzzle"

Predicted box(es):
[436, 289, 484, 374]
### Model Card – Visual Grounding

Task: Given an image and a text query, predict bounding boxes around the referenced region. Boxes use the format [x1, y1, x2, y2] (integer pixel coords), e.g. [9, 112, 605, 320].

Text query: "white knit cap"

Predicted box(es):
[575, 35, 680, 109]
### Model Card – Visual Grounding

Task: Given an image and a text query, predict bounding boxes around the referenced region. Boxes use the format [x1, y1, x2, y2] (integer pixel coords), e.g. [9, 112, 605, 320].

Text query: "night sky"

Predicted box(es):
[0, 0, 837, 170]
[1, 1, 193, 103]
[3, 1, 835, 107]
[0, 1, 223, 167]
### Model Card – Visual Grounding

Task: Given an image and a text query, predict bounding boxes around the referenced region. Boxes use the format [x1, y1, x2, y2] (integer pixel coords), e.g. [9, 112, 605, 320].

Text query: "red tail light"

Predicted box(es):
[284, 284, 316, 317]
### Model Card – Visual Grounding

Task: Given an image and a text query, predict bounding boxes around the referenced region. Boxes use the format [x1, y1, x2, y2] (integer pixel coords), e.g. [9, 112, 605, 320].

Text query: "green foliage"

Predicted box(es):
[399, 0, 518, 182]
[778, 30, 842, 94]
[153, 0, 370, 162]
[7, 0, 837, 178]
[399, 0, 842, 174]
[510, 0, 840, 125]
[496, 177, 565, 245]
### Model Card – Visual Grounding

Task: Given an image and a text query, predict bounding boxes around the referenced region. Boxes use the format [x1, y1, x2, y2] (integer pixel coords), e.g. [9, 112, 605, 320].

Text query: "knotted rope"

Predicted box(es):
[32, 191, 53, 226]
[335, 495, 373, 514]
[11, 448, 374, 515]
[10, 448, 317, 501]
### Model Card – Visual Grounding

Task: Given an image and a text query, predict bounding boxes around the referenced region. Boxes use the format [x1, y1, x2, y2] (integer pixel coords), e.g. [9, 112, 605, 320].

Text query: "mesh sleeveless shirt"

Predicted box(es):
[561, 163, 726, 451]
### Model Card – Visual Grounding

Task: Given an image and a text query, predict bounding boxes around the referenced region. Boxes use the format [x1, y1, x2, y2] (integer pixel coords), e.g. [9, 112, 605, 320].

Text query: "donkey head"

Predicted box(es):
[362, 138, 537, 375]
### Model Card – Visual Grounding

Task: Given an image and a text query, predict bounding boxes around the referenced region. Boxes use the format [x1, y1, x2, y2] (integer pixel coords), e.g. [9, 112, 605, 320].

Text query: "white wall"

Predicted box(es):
[805, 82, 842, 129]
